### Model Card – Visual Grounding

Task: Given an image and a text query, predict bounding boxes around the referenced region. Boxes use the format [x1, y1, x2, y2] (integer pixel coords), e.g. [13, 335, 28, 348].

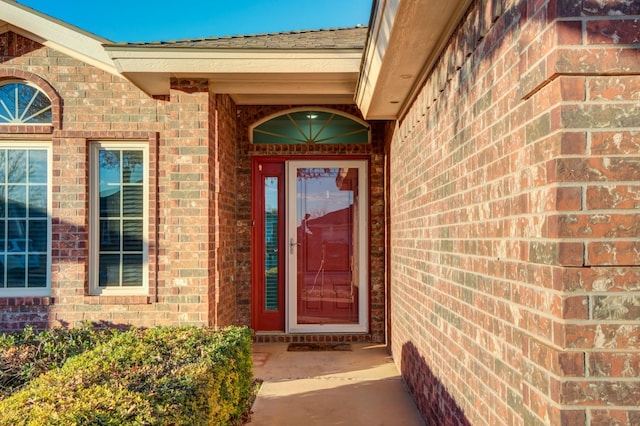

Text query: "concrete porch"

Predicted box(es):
[249, 343, 425, 425]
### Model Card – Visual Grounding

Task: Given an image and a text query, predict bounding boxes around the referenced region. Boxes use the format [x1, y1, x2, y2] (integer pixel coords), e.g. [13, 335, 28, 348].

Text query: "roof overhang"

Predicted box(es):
[356, 0, 472, 119]
[105, 47, 363, 104]
[0, 0, 118, 76]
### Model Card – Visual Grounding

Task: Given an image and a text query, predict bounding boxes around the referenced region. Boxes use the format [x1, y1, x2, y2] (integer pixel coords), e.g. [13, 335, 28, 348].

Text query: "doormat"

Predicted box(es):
[287, 342, 352, 352]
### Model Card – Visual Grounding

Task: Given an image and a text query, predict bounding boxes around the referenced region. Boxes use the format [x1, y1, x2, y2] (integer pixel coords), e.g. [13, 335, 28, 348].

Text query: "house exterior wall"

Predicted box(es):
[208, 91, 238, 327]
[235, 105, 387, 343]
[0, 32, 386, 340]
[0, 33, 237, 331]
[389, 0, 640, 424]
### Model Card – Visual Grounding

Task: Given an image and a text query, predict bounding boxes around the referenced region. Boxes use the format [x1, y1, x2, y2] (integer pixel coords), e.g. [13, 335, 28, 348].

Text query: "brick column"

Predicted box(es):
[519, 1, 640, 423]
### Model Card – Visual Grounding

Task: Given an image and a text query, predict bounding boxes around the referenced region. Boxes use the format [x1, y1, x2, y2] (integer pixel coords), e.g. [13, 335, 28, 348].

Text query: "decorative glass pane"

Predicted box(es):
[99, 150, 121, 218]
[0, 82, 52, 124]
[28, 186, 47, 217]
[101, 191, 121, 217]
[122, 220, 142, 251]
[28, 221, 47, 252]
[7, 186, 26, 216]
[28, 254, 46, 287]
[7, 219, 26, 243]
[123, 186, 143, 217]
[8, 150, 27, 183]
[6, 255, 25, 287]
[0, 151, 5, 183]
[264, 177, 278, 311]
[122, 255, 142, 286]
[123, 151, 143, 183]
[100, 219, 121, 251]
[28, 150, 48, 183]
[99, 254, 120, 287]
[253, 109, 369, 145]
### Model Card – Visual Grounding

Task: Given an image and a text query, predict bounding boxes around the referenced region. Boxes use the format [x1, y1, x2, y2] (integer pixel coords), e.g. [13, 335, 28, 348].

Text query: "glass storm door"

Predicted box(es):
[286, 160, 368, 333]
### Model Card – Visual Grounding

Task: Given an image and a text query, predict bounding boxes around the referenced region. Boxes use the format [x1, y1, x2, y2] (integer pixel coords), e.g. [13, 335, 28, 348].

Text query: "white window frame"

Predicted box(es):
[0, 142, 51, 297]
[89, 141, 149, 296]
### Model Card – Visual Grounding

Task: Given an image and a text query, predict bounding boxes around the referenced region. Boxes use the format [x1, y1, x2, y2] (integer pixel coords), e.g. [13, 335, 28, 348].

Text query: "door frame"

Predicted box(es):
[251, 155, 370, 334]
[286, 159, 369, 333]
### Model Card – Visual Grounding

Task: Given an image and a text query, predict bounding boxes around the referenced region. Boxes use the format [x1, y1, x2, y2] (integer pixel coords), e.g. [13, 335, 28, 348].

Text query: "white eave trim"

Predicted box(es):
[356, 0, 471, 120]
[0, 0, 118, 75]
[106, 48, 363, 96]
[107, 49, 362, 73]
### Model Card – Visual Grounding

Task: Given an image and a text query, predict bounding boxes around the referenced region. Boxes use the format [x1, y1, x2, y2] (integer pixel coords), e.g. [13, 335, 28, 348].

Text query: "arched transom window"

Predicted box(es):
[0, 80, 52, 124]
[251, 107, 370, 145]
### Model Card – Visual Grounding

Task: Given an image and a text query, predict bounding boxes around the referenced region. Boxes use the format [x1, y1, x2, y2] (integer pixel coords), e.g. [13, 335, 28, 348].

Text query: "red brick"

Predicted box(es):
[586, 19, 640, 45]
[587, 241, 640, 266]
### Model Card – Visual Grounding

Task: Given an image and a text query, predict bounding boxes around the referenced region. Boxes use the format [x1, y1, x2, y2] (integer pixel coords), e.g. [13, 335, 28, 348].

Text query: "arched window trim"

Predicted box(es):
[0, 70, 61, 133]
[250, 107, 371, 145]
[0, 79, 52, 125]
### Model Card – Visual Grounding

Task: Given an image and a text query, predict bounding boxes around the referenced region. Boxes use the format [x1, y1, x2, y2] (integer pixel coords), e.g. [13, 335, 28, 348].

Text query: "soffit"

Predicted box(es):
[0, 0, 118, 75]
[356, 0, 472, 119]
[105, 27, 367, 104]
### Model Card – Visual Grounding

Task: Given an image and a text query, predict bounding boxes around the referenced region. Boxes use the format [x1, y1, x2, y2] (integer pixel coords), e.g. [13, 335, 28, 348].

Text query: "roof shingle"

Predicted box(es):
[107, 26, 368, 49]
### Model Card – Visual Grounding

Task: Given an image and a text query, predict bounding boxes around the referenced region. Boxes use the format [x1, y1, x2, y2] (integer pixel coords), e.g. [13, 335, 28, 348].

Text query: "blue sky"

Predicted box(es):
[17, 0, 373, 42]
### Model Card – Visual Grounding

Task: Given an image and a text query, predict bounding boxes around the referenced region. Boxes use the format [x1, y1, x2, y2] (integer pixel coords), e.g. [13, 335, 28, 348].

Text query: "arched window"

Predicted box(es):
[251, 107, 370, 145]
[0, 80, 52, 124]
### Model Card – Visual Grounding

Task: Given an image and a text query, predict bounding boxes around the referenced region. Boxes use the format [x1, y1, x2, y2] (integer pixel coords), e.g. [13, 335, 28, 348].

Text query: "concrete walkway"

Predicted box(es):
[249, 343, 425, 426]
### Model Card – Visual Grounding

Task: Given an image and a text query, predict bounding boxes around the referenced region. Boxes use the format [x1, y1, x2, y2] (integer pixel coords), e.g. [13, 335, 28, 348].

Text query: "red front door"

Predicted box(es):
[252, 157, 368, 333]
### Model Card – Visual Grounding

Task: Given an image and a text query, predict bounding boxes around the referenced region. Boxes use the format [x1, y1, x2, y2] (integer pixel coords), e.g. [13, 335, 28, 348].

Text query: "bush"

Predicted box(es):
[0, 323, 115, 398]
[0, 325, 254, 426]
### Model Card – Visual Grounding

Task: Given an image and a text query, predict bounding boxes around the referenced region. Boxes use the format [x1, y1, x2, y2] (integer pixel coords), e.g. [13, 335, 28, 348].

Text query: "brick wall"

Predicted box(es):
[0, 33, 233, 330]
[209, 92, 238, 327]
[389, 0, 640, 424]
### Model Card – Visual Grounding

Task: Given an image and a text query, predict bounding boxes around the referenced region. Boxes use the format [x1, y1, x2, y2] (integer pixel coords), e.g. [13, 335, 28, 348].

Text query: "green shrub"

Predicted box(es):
[0, 325, 253, 426]
[0, 323, 115, 398]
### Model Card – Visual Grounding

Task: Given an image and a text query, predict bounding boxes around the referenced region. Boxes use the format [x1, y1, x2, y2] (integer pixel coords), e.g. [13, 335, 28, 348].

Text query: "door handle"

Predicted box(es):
[290, 238, 300, 254]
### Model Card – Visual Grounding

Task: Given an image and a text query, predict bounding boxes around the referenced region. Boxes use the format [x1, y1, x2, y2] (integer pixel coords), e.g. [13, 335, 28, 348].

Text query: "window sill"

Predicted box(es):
[84, 295, 152, 305]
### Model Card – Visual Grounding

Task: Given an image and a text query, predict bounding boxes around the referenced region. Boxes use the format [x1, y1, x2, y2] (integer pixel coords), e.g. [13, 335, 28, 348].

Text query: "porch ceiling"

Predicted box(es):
[106, 48, 363, 104]
[356, 0, 472, 120]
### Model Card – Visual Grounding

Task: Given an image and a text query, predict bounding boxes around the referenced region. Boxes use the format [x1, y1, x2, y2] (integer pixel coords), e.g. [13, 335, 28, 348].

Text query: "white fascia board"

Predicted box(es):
[0, 1, 118, 75]
[108, 49, 362, 74]
[356, 0, 471, 120]
[211, 77, 357, 94]
[231, 93, 356, 105]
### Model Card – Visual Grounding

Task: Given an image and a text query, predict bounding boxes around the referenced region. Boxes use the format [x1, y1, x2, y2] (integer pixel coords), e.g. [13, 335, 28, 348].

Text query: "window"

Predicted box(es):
[251, 107, 370, 145]
[0, 81, 52, 124]
[0, 143, 51, 297]
[89, 142, 148, 295]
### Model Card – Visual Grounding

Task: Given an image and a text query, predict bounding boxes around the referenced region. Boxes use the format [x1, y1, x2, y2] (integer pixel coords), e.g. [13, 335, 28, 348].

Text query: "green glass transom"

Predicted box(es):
[252, 109, 370, 145]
